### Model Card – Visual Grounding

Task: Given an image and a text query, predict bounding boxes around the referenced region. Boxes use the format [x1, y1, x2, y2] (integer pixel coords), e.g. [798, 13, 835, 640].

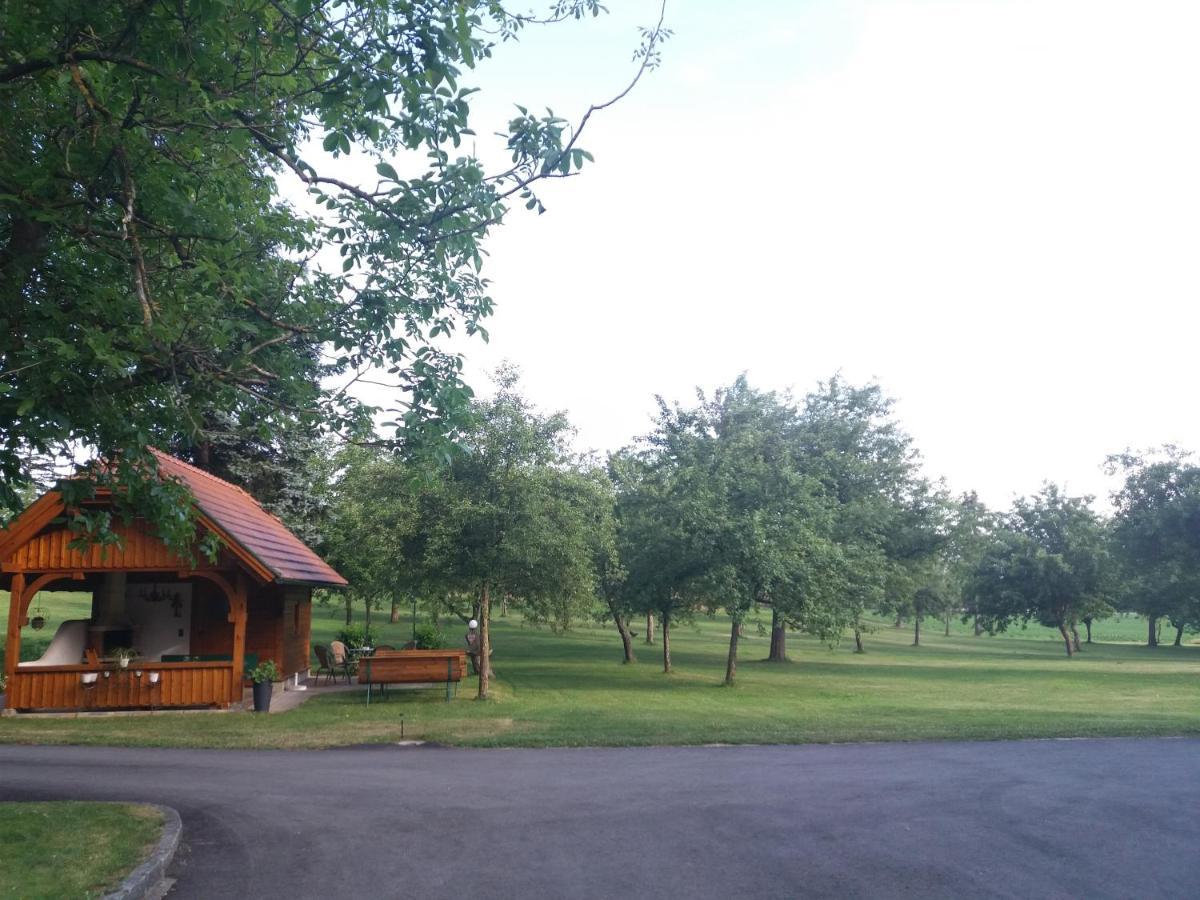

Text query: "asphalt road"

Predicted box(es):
[1, 738, 1197, 899]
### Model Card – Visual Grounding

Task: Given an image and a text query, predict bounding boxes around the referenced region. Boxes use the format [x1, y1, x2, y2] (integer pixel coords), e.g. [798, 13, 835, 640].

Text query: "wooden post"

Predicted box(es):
[4, 572, 25, 705]
[228, 573, 248, 705]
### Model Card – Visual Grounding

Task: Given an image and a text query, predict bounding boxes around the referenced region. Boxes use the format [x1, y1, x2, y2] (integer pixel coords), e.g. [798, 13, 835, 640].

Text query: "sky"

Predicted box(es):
[349, 0, 1200, 510]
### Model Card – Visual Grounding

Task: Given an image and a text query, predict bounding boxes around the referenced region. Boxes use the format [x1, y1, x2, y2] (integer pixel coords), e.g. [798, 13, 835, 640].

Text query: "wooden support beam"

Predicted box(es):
[5, 572, 26, 702]
[229, 572, 248, 705]
[18, 572, 73, 624]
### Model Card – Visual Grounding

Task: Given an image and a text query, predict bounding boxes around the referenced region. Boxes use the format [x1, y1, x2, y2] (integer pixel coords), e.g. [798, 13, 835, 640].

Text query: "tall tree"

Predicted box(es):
[0, 0, 667, 545]
[951, 492, 997, 636]
[971, 485, 1111, 657]
[623, 377, 856, 684]
[324, 446, 424, 629]
[418, 365, 600, 699]
[788, 377, 919, 655]
[1108, 449, 1200, 647]
[611, 449, 705, 675]
[877, 482, 951, 648]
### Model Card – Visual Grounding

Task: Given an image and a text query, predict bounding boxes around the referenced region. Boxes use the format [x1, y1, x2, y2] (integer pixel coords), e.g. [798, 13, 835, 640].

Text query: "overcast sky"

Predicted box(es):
[351, 0, 1200, 510]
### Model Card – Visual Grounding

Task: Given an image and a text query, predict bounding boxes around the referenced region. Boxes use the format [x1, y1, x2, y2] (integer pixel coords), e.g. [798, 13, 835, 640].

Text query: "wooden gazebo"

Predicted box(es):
[2, 450, 346, 713]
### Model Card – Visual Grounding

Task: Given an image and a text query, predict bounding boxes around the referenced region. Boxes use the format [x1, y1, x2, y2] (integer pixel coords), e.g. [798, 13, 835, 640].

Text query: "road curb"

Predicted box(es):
[104, 804, 182, 900]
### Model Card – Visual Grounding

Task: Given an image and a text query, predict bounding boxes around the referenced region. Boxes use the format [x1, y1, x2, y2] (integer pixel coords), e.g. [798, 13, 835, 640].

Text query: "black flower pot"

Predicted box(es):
[252, 680, 273, 713]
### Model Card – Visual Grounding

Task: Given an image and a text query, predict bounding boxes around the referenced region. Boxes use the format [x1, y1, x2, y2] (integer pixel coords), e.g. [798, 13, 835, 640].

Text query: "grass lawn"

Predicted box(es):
[0, 802, 163, 899]
[2, 590, 1198, 749]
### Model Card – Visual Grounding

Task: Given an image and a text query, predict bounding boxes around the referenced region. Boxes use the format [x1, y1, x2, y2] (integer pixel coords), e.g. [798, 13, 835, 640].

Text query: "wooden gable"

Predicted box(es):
[2, 518, 189, 573]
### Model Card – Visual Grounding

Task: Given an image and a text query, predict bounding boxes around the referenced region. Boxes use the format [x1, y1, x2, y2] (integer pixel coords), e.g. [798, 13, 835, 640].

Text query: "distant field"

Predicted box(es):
[2, 590, 1198, 750]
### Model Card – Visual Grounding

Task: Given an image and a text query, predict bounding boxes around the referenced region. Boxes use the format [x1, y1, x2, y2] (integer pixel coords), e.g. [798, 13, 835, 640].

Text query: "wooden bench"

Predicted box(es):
[356, 650, 467, 703]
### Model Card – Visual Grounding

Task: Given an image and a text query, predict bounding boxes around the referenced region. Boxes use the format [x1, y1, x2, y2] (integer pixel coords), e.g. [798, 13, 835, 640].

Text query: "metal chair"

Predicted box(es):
[313, 644, 344, 685]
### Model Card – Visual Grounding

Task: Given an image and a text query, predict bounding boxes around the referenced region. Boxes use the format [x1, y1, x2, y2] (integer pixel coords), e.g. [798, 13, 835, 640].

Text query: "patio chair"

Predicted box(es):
[313, 644, 345, 685]
[329, 640, 354, 682]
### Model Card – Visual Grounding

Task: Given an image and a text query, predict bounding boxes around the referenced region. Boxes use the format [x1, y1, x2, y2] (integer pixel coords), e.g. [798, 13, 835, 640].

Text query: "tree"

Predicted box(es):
[1108, 449, 1200, 647]
[324, 446, 423, 630]
[788, 376, 919, 655]
[971, 485, 1111, 657]
[0, 1, 667, 544]
[950, 492, 998, 636]
[876, 482, 951, 648]
[610, 448, 704, 675]
[417, 365, 601, 699]
[620, 377, 856, 685]
[578, 466, 634, 664]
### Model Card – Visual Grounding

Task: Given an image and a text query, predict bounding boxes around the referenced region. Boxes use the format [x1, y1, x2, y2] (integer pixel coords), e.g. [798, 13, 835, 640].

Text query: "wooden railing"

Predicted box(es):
[6, 661, 235, 711]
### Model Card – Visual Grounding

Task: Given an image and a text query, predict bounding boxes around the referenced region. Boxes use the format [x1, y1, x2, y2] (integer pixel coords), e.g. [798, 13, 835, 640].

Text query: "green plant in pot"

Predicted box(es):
[249, 659, 281, 713]
[111, 647, 138, 669]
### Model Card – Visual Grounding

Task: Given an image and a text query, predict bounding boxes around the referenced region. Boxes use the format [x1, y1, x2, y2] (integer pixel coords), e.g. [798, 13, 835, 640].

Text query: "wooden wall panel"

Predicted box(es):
[189, 579, 233, 657]
[280, 588, 312, 678]
[4, 521, 191, 572]
[7, 663, 233, 710]
[245, 586, 283, 675]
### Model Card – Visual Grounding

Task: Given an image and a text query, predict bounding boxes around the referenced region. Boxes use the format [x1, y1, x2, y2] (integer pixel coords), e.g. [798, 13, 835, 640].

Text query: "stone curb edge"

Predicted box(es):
[105, 804, 182, 900]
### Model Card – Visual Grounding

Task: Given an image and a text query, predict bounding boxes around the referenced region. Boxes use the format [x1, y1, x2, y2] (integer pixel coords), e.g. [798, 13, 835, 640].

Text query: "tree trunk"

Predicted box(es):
[1173, 623, 1184, 647]
[767, 608, 787, 662]
[894, 611, 903, 628]
[1070, 624, 1082, 653]
[344, 593, 353, 627]
[854, 627, 865, 653]
[973, 614, 982, 637]
[724, 617, 740, 686]
[912, 614, 920, 647]
[609, 603, 635, 664]
[1058, 624, 1074, 657]
[390, 599, 400, 624]
[1148, 615, 1158, 647]
[645, 612, 655, 644]
[1084, 617, 1093, 643]
[500, 595, 508, 618]
[944, 611, 951, 637]
[477, 582, 492, 699]
[661, 610, 671, 673]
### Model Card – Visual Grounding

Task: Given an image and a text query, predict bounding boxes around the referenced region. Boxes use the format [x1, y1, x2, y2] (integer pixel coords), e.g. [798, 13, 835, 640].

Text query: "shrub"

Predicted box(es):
[335, 625, 371, 649]
[414, 623, 445, 650]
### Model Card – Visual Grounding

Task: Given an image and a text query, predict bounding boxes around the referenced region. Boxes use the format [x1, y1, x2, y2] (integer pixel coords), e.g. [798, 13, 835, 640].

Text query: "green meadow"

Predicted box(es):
[2, 591, 1197, 749]
[0, 802, 163, 899]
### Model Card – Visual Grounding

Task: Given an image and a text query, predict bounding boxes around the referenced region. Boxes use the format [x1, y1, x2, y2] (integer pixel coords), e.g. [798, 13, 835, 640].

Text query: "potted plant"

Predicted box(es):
[111, 647, 138, 669]
[250, 659, 281, 713]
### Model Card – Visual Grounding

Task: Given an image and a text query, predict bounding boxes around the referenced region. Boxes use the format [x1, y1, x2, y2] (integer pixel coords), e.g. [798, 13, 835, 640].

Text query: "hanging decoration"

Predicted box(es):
[144, 582, 181, 605]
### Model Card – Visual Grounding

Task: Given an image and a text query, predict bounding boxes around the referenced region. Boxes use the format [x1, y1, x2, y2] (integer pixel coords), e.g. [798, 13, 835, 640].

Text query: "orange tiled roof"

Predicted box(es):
[150, 449, 347, 587]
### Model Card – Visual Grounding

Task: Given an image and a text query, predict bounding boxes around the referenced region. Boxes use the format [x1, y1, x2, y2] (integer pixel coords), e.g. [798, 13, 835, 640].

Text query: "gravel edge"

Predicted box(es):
[104, 804, 182, 900]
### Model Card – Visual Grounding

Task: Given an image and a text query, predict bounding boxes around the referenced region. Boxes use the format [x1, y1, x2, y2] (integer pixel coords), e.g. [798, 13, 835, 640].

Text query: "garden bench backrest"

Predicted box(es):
[330, 640, 349, 665]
